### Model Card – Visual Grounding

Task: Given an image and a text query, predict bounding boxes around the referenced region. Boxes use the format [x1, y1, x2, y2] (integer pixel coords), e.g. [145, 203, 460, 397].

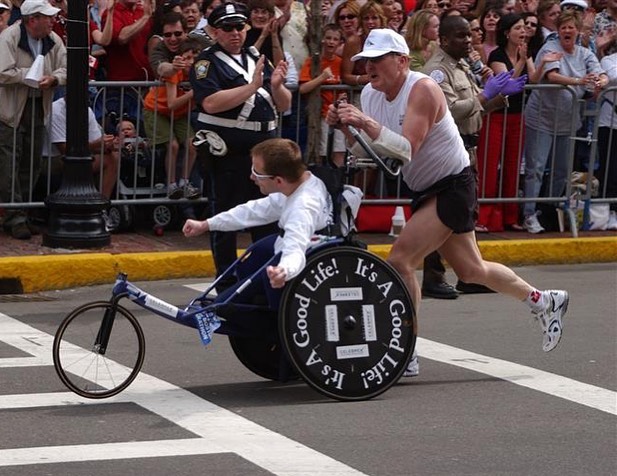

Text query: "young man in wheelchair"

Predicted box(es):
[183, 137, 359, 304]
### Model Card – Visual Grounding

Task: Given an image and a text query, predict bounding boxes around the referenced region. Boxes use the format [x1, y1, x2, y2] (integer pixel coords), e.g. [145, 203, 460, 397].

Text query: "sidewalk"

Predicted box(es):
[0, 226, 615, 294]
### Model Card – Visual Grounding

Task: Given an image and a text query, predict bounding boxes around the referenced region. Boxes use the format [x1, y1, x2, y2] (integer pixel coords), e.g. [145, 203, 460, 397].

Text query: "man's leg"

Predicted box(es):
[438, 232, 569, 352]
[388, 197, 452, 316]
[388, 197, 453, 377]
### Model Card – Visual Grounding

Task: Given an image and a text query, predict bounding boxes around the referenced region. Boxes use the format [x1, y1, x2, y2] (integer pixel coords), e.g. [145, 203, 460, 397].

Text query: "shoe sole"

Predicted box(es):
[543, 292, 569, 352]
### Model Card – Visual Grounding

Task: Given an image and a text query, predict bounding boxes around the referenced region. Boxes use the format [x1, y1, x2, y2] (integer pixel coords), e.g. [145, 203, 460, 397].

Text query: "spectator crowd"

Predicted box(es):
[0, 0, 615, 242]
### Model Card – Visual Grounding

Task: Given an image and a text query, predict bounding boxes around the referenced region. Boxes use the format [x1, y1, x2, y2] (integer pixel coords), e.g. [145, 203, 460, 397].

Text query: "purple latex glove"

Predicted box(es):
[482, 71, 512, 100]
[500, 74, 528, 96]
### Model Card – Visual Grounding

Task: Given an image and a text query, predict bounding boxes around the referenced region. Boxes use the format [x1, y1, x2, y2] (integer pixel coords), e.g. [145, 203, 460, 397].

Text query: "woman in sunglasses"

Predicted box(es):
[333, 1, 361, 56]
[341, 0, 387, 86]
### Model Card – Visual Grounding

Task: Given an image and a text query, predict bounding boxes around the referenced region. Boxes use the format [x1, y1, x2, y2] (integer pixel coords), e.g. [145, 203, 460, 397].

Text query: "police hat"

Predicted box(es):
[209, 2, 248, 28]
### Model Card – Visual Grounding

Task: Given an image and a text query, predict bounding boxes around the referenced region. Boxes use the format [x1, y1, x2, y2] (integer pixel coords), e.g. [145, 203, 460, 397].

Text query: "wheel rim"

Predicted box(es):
[53, 302, 145, 399]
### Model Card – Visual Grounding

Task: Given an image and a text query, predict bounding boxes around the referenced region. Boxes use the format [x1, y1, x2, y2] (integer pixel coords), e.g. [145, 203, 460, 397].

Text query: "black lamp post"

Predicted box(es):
[43, 0, 110, 248]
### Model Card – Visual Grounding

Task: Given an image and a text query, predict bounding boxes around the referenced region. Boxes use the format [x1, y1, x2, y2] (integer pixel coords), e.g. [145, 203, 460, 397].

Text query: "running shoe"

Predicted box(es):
[533, 290, 569, 352]
[403, 350, 419, 377]
[167, 183, 183, 199]
[183, 183, 201, 200]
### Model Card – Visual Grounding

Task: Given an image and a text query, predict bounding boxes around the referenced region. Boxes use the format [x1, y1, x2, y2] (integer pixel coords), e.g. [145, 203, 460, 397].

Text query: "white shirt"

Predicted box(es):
[207, 173, 332, 281]
[43, 97, 102, 157]
[361, 71, 469, 191]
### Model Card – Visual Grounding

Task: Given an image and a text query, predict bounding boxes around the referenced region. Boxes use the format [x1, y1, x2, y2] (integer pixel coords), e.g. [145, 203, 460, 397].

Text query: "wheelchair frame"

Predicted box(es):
[52, 140, 416, 402]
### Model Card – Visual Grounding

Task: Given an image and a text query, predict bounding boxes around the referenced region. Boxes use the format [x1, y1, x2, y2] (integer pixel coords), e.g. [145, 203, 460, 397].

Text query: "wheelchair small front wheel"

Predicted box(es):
[279, 246, 416, 401]
[52, 301, 145, 399]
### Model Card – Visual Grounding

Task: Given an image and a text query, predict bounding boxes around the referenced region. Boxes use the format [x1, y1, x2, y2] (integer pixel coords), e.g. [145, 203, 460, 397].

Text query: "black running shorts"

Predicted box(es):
[409, 166, 477, 234]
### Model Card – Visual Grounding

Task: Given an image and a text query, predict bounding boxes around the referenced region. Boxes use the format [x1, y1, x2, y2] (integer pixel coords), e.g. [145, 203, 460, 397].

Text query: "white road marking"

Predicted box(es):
[1, 307, 616, 471]
[417, 337, 617, 415]
[0, 312, 368, 475]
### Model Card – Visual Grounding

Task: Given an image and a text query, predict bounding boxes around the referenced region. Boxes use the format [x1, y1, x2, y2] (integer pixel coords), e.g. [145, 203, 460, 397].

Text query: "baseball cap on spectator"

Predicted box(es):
[559, 0, 587, 9]
[351, 28, 410, 61]
[0, 0, 11, 11]
[208, 2, 248, 27]
[20, 0, 60, 16]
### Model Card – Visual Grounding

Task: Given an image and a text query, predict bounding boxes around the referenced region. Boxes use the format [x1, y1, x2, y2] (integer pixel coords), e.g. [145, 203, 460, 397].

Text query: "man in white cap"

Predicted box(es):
[0, 0, 66, 240]
[326, 28, 571, 377]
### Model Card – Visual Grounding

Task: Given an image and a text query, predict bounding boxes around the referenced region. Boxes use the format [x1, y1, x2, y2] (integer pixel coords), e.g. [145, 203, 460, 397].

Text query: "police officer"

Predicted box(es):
[423, 15, 524, 295]
[190, 1, 291, 291]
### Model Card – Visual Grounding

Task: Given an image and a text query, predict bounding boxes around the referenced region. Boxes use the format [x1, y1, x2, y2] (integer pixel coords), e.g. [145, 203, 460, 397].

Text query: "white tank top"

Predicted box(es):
[360, 71, 469, 191]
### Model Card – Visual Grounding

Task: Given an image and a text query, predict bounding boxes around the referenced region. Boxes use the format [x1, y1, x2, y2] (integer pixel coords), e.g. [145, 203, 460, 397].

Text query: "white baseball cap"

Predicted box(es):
[21, 0, 60, 16]
[351, 29, 410, 62]
[0, 1, 11, 11]
[560, 0, 587, 9]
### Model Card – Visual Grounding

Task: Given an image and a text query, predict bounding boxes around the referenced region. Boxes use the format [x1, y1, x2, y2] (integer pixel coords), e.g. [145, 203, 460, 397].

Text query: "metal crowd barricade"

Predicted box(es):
[1, 81, 613, 237]
[583, 85, 617, 230]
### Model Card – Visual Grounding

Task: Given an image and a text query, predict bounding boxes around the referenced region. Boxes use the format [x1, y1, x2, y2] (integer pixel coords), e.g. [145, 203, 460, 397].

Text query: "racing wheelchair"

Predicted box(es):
[52, 130, 417, 402]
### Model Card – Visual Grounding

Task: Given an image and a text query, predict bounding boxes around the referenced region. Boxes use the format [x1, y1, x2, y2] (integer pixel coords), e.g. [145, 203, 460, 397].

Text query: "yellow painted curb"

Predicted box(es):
[0, 237, 615, 294]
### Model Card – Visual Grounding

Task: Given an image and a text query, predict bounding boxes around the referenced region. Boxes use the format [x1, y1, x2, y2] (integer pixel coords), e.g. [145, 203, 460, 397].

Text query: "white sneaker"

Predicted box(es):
[403, 350, 419, 377]
[532, 290, 569, 352]
[524, 213, 545, 234]
[608, 211, 617, 231]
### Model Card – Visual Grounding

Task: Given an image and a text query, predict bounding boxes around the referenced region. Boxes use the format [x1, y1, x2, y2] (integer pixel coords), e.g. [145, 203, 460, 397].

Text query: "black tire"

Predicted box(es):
[52, 301, 146, 399]
[229, 335, 298, 382]
[279, 246, 416, 401]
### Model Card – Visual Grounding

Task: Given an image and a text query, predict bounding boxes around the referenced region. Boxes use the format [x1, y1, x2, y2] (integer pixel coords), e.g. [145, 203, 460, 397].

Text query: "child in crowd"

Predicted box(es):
[299, 23, 346, 166]
[143, 38, 201, 199]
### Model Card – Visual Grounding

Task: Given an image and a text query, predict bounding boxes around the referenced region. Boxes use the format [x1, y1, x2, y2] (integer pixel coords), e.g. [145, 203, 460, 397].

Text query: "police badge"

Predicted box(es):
[194, 60, 210, 79]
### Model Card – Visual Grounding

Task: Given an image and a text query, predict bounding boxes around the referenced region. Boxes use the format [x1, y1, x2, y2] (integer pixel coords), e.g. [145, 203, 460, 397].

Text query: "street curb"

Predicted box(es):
[0, 237, 615, 294]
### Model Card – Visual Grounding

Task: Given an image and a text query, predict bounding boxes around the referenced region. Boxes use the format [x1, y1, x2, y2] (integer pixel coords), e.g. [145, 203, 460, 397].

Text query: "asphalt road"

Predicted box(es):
[0, 262, 615, 476]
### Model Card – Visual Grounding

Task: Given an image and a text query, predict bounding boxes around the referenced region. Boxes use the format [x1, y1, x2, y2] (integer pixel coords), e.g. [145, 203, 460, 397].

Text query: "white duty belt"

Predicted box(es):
[197, 113, 277, 132]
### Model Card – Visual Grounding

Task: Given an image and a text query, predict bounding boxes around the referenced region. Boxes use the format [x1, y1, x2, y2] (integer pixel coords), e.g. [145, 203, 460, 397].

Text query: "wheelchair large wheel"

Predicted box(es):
[279, 246, 416, 401]
[53, 301, 145, 399]
[228, 336, 298, 382]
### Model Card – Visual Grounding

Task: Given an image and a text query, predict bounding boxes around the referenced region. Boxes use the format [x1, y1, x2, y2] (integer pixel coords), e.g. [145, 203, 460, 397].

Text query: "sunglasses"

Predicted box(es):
[338, 14, 357, 20]
[163, 31, 184, 38]
[525, 21, 538, 27]
[219, 23, 246, 32]
[471, 26, 482, 31]
[562, 5, 585, 10]
[251, 165, 274, 180]
[437, 1, 451, 7]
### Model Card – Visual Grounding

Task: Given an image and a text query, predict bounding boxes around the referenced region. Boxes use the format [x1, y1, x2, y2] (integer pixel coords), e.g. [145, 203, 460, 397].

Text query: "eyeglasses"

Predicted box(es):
[471, 26, 482, 31]
[525, 21, 538, 27]
[163, 31, 184, 38]
[437, 1, 451, 7]
[338, 14, 357, 20]
[219, 23, 246, 32]
[251, 165, 274, 180]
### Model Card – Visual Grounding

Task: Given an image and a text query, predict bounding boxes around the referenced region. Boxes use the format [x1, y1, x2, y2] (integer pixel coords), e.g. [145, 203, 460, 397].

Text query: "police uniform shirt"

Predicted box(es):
[423, 48, 484, 135]
[191, 44, 277, 124]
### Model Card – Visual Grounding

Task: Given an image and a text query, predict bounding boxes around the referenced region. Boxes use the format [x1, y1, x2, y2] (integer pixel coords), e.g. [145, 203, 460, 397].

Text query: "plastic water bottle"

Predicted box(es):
[389, 206, 406, 237]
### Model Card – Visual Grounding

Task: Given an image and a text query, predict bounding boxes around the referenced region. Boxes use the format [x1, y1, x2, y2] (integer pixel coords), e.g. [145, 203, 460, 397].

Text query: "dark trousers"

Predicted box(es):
[0, 98, 44, 228]
[422, 250, 446, 286]
[597, 127, 617, 211]
[205, 151, 277, 290]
